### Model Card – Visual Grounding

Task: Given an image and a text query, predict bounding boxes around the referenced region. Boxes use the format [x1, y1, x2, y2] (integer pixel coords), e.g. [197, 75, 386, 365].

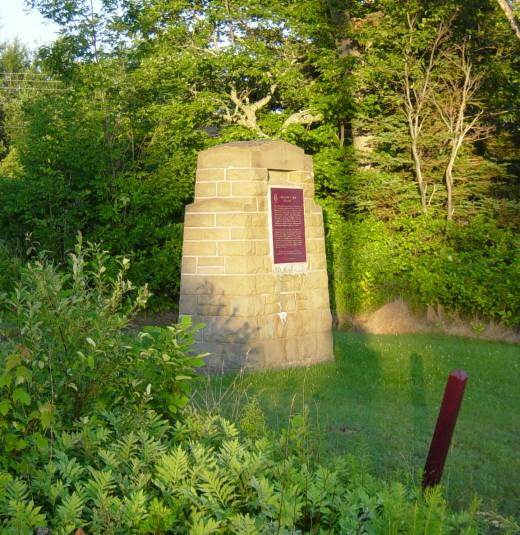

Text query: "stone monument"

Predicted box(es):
[179, 140, 333, 370]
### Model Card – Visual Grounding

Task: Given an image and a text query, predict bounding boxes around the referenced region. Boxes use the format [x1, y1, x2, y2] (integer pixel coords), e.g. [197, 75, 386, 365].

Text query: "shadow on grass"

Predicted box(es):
[196, 330, 520, 517]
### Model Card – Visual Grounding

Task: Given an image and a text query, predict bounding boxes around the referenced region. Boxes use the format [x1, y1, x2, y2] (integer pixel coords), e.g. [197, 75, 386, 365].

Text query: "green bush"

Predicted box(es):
[0, 244, 514, 533]
[328, 211, 520, 327]
[0, 241, 21, 295]
[0, 407, 504, 534]
[0, 237, 204, 469]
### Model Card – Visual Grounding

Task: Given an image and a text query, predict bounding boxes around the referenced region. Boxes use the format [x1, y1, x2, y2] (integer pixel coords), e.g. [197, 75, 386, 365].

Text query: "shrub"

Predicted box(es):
[0, 236, 204, 470]
[0, 407, 505, 534]
[0, 243, 513, 533]
[328, 211, 520, 327]
[0, 241, 21, 295]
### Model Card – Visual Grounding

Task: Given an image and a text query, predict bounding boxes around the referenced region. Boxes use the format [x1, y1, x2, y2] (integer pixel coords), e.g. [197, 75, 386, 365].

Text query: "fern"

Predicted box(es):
[138, 430, 167, 464]
[55, 452, 85, 485]
[83, 469, 116, 503]
[98, 448, 120, 470]
[49, 480, 68, 507]
[55, 490, 86, 534]
[3, 499, 47, 534]
[229, 513, 260, 534]
[113, 432, 139, 466]
[189, 509, 221, 535]
[122, 489, 148, 528]
[4, 478, 29, 504]
[154, 445, 189, 492]
[144, 497, 177, 533]
[197, 468, 237, 507]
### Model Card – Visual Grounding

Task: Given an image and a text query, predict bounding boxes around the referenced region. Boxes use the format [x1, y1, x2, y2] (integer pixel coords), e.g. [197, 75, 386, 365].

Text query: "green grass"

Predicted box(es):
[199, 332, 520, 517]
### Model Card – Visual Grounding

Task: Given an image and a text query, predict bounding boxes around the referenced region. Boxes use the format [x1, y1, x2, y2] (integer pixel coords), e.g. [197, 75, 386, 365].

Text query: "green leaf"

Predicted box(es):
[0, 399, 11, 415]
[39, 402, 53, 429]
[16, 438, 28, 450]
[0, 373, 11, 388]
[32, 432, 49, 450]
[5, 354, 21, 372]
[15, 365, 32, 385]
[12, 388, 31, 406]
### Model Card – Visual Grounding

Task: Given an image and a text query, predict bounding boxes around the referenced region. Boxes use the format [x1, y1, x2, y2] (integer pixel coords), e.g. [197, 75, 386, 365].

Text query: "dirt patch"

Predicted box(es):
[339, 299, 520, 344]
[130, 300, 519, 344]
[130, 310, 179, 330]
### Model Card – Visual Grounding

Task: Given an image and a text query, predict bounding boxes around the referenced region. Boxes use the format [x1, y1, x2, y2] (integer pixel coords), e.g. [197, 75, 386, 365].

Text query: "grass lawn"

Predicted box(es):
[198, 332, 520, 518]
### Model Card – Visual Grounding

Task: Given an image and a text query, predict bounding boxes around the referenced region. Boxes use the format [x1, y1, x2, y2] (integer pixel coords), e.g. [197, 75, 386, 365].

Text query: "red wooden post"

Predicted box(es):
[423, 369, 468, 489]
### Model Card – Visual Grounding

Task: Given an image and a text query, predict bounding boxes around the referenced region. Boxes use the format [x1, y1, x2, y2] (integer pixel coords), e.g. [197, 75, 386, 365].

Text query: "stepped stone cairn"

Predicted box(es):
[179, 140, 333, 371]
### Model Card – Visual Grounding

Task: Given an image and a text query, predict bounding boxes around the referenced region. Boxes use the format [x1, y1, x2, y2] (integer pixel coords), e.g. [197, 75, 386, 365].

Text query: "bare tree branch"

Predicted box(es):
[433, 43, 493, 220]
[402, 16, 450, 213]
[223, 84, 277, 137]
[281, 109, 323, 131]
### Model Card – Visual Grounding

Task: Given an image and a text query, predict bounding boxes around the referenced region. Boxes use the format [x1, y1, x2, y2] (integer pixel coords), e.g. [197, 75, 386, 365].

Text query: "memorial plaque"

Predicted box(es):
[270, 187, 306, 264]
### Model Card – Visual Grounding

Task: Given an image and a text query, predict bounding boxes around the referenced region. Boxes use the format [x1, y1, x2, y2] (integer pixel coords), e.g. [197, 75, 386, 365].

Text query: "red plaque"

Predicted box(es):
[270, 187, 306, 264]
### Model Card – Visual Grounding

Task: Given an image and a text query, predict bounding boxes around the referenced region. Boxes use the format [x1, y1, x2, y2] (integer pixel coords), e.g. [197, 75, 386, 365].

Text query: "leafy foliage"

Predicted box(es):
[0, 244, 515, 532]
[328, 211, 520, 326]
[0, 1, 517, 321]
[0, 407, 502, 534]
[0, 237, 204, 470]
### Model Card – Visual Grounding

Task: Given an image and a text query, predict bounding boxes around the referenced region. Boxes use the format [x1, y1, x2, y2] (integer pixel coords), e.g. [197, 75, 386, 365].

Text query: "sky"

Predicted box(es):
[0, 0, 59, 47]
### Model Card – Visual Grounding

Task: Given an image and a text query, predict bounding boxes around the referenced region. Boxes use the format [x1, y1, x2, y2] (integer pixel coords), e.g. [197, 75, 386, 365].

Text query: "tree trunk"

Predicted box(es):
[410, 136, 428, 214]
[496, 0, 520, 40]
[445, 171, 454, 221]
[445, 144, 459, 221]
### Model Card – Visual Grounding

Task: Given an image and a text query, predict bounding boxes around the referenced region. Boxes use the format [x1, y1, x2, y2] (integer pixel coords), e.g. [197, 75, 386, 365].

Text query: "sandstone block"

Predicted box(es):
[227, 296, 264, 317]
[202, 316, 260, 344]
[225, 256, 267, 274]
[283, 336, 300, 361]
[256, 275, 276, 294]
[307, 239, 326, 255]
[184, 213, 215, 228]
[217, 182, 231, 196]
[250, 141, 305, 170]
[197, 266, 224, 275]
[206, 275, 257, 296]
[216, 213, 251, 227]
[188, 198, 246, 213]
[219, 240, 256, 256]
[195, 182, 217, 197]
[226, 168, 268, 181]
[232, 181, 267, 196]
[307, 252, 327, 270]
[198, 146, 252, 169]
[180, 276, 216, 296]
[196, 168, 225, 181]
[181, 256, 196, 274]
[184, 228, 230, 241]
[183, 241, 217, 257]
[298, 334, 318, 359]
[198, 256, 225, 267]
[255, 241, 270, 256]
[179, 294, 197, 313]
[257, 197, 267, 212]
[231, 227, 266, 239]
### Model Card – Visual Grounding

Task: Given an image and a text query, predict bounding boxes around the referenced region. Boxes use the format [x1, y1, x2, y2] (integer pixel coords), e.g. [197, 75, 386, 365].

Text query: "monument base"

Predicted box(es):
[179, 140, 334, 371]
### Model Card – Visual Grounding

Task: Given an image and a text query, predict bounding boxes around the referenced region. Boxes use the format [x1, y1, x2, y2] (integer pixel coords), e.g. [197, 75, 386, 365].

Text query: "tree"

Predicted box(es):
[402, 16, 450, 214]
[434, 43, 492, 220]
[496, 0, 520, 39]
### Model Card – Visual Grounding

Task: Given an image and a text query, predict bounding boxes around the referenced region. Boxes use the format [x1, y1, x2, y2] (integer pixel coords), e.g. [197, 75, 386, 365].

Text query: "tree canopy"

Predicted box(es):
[0, 0, 518, 322]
